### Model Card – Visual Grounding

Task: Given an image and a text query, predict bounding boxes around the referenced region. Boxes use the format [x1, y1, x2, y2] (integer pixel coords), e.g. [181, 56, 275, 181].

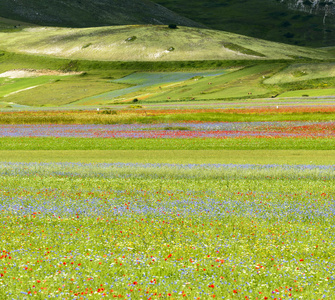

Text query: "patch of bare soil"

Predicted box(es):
[0, 69, 82, 78]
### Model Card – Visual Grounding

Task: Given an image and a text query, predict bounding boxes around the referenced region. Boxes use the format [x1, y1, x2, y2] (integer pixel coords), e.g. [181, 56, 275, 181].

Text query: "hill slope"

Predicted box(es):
[2, 0, 334, 47]
[151, 0, 335, 47]
[0, 0, 202, 28]
[0, 25, 332, 61]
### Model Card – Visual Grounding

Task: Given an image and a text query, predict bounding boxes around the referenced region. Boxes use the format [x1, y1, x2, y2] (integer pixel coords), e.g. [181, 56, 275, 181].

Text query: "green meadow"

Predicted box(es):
[0, 150, 334, 165]
[279, 88, 335, 98]
[0, 137, 335, 150]
[264, 63, 335, 85]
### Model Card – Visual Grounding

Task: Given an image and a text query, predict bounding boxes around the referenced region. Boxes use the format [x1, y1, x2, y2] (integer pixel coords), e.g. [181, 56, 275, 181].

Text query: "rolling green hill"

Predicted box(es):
[0, 25, 332, 61]
[0, 0, 202, 28]
[1, 0, 335, 47]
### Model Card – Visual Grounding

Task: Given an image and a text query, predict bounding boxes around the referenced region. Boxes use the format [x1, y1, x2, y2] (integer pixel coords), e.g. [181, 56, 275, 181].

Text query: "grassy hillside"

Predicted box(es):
[264, 63, 335, 84]
[1, 58, 335, 108]
[0, 0, 201, 28]
[0, 24, 334, 108]
[0, 73, 131, 107]
[151, 0, 335, 47]
[116, 64, 282, 103]
[0, 25, 332, 61]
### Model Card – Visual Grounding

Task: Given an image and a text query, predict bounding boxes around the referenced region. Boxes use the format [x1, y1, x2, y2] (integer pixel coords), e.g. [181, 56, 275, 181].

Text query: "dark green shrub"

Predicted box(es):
[82, 43, 92, 49]
[164, 126, 190, 131]
[98, 109, 117, 115]
[60, 60, 79, 72]
[125, 36, 137, 42]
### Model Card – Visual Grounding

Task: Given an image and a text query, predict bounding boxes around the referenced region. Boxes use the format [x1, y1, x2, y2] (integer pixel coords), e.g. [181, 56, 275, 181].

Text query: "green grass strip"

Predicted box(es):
[148, 112, 335, 122]
[0, 137, 334, 150]
[0, 51, 255, 72]
[1, 150, 335, 165]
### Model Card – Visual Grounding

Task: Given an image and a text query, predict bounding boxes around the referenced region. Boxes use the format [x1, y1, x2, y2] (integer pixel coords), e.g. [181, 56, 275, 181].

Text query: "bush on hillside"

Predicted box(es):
[60, 60, 79, 72]
[125, 36, 137, 42]
[98, 109, 117, 115]
[82, 43, 92, 49]
[129, 105, 142, 109]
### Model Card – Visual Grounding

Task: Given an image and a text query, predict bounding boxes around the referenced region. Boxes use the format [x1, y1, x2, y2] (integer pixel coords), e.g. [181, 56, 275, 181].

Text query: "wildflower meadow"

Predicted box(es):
[1, 5, 335, 300]
[0, 115, 334, 300]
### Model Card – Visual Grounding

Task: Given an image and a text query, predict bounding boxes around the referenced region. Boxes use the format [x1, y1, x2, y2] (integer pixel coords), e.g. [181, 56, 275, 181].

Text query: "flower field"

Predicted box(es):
[1, 109, 334, 299]
[0, 120, 334, 151]
[0, 121, 334, 139]
[0, 162, 335, 299]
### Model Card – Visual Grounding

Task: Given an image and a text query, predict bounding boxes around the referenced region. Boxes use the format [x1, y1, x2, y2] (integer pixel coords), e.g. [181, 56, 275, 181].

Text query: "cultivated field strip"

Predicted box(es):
[0, 122, 334, 138]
